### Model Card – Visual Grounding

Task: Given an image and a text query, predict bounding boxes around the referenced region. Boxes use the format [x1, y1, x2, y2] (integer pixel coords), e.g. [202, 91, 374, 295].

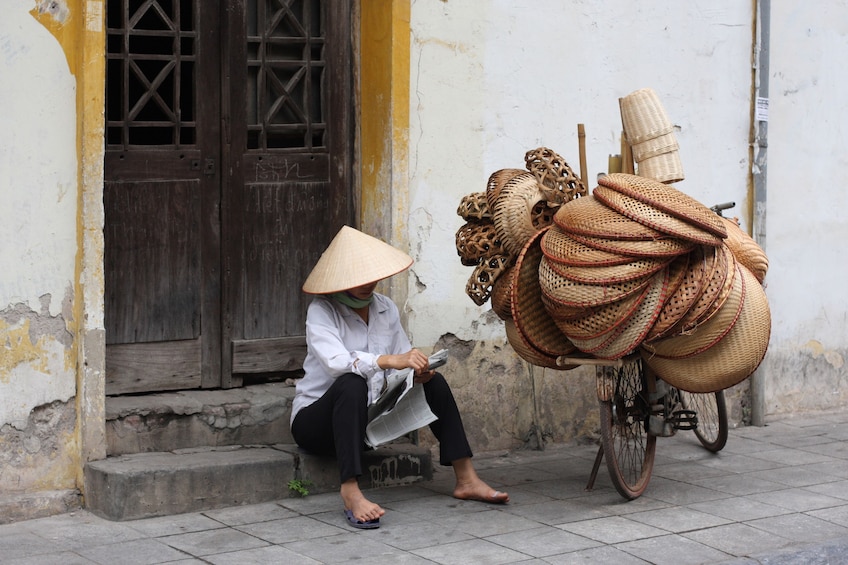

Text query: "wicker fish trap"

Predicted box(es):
[524, 147, 587, 205]
[455, 221, 505, 266]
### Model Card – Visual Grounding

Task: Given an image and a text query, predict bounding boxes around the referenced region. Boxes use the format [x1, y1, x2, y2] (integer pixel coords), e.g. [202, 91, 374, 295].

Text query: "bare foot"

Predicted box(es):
[341, 479, 385, 523]
[453, 478, 509, 504]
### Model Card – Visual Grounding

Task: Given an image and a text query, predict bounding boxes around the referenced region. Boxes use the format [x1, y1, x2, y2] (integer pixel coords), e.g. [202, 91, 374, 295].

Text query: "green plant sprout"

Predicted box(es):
[287, 478, 313, 497]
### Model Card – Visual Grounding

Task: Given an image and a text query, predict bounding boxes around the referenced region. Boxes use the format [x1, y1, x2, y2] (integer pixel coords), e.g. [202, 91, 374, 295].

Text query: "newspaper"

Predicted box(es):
[364, 349, 447, 448]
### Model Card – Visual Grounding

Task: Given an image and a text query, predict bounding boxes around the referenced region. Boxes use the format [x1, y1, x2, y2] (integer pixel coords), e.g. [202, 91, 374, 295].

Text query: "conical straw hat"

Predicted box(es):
[302, 225, 413, 294]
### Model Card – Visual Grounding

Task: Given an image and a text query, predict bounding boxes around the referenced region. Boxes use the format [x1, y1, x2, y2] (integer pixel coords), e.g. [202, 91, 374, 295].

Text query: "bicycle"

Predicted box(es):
[558, 201, 734, 500]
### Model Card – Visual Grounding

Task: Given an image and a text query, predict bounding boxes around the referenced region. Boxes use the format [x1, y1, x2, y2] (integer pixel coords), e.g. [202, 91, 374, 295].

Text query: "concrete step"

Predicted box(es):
[105, 383, 297, 456]
[84, 442, 433, 521]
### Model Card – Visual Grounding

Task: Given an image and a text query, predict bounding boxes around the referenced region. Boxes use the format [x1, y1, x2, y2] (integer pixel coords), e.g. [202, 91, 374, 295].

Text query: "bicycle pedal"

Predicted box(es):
[671, 409, 698, 431]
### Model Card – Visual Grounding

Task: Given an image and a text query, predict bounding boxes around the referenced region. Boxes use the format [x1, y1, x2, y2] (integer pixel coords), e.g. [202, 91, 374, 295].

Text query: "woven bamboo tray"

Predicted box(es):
[594, 185, 723, 246]
[511, 228, 576, 357]
[641, 265, 770, 393]
[598, 173, 727, 238]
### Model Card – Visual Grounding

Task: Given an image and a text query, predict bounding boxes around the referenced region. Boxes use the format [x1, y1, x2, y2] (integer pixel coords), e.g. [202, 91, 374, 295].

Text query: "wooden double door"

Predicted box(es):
[104, 0, 354, 394]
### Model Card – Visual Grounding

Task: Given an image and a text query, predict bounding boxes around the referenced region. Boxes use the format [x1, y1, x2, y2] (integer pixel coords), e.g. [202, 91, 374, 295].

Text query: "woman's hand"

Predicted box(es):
[379, 349, 430, 374]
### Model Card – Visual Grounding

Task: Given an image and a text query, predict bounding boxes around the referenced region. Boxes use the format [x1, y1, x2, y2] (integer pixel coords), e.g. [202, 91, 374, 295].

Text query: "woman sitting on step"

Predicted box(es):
[290, 225, 509, 529]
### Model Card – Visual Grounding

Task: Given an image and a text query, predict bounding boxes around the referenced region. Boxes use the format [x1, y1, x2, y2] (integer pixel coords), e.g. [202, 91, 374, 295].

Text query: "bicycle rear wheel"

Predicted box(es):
[679, 390, 728, 452]
[599, 358, 657, 500]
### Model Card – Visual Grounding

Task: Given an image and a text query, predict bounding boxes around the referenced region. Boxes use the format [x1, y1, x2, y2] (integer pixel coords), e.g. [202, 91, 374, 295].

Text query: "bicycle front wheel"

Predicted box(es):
[679, 389, 728, 452]
[599, 358, 657, 500]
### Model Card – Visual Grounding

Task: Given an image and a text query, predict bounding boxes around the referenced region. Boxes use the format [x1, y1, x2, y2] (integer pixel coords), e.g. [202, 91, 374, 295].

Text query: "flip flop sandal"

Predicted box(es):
[344, 509, 380, 529]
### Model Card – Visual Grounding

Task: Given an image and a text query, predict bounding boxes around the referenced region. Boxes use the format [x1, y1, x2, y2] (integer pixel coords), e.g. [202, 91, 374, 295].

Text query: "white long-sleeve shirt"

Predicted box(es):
[290, 293, 412, 425]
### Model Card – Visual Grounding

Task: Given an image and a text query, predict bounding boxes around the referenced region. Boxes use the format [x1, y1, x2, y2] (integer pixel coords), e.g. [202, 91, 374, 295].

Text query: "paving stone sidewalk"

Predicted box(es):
[2, 410, 848, 564]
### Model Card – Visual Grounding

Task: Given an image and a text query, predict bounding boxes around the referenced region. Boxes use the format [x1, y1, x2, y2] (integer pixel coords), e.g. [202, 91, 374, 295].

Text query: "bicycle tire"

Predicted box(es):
[679, 390, 728, 452]
[598, 358, 657, 499]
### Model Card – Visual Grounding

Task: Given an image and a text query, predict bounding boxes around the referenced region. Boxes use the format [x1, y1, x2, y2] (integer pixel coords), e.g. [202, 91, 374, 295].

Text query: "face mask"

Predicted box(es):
[331, 291, 374, 309]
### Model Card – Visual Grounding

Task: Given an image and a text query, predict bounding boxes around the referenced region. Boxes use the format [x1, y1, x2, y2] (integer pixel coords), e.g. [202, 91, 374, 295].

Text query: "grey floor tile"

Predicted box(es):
[364, 514, 475, 550]
[202, 501, 299, 525]
[556, 515, 667, 545]
[625, 506, 731, 533]
[235, 515, 347, 544]
[752, 464, 844, 488]
[160, 528, 269, 557]
[747, 512, 848, 543]
[748, 487, 847, 512]
[616, 533, 733, 565]
[682, 522, 793, 557]
[698, 453, 783, 474]
[126, 512, 227, 537]
[204, 544, 322, 564]
[631, 476, 728, 506]
[543, 544, 651, 564]
[691, 473, 787, 496]
[1, 551, 98, 565]
[485, 525, 600, 557]
[808, 503, 848, 528]
[801, 459, 848, 480]
[749, 447, 837, 465]
[803, 440, 848, 460]
[503, 499, 609, 526]
[803, 479, 848, 501]
[77, 538, 190, 565]
[29, 516, 147, 551]
[652, 460, 731, 482]
[689, 495, 791, 522]
[0, 531, 68, 560]
[285, 534, 440, 564]
[441, 507, 544, 537]
[411, 537, 531, 565]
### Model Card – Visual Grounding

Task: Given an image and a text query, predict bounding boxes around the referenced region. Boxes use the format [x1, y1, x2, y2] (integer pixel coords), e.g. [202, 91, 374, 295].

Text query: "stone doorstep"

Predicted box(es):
[83, 442, 433, 521]
[105, 383, 297, 456]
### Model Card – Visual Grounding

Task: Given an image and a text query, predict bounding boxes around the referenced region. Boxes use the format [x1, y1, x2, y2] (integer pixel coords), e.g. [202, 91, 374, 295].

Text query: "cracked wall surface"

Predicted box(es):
[0, 1, 83, 501]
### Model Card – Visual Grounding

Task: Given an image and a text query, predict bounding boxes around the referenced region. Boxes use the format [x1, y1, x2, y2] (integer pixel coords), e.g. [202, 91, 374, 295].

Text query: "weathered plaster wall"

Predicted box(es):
[0, 0, 81, 501]
[402, 0, 770, 444]
[758, 2, 848, 414]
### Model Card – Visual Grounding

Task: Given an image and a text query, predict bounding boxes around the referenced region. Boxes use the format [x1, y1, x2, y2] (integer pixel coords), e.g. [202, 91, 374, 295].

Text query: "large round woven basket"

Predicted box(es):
[679, 244, 738, 332]
[504, 318, 567, 370]
[511, 228, 576, 357]
[554, 195, 664, 241]
[594, 185, 723, 246]
[570, 269, 668, 359]
[554, 281, 649, 340]
[641, 265, 770, 393]
[644, 261, 745, 359]
[541, 226, 636, 267]
[539, 255, 653, 307]
[546, 255, 671, 285]
[598, 173, 727, 238]
[490, 265, 515, 321]
[568, 232, 695, 258]
[721, 217, 768, 283]
[645, 246, 710, 341]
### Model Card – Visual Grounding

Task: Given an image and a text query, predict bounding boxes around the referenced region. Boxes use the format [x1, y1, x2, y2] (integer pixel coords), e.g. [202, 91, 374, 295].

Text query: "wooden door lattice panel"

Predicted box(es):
[106, 0, 197, 147]
[247, 0, 325, 150]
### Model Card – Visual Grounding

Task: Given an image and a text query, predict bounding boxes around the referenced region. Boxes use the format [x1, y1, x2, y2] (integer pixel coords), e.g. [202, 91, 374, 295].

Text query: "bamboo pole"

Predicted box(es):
[577, 123, 589, 190]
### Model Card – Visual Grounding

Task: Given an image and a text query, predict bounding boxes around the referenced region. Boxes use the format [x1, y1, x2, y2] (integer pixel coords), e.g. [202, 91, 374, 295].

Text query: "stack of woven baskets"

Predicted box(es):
[455, 108, 770, 394]
[456, 171, 770, 393]
[541, 172, 770, 393]
[455, 148, 588, 369]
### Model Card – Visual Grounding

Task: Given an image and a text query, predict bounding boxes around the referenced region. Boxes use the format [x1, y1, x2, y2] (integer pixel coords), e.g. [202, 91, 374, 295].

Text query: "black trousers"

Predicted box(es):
[291, 372, 473, 482]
